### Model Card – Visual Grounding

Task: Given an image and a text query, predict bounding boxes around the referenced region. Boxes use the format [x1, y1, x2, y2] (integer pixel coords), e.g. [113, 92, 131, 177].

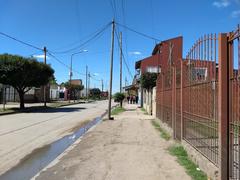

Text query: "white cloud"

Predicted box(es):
[129, 51, 142, 55]
[93, 73, 99, 76]
[32, 54, 50, 59]
[231, 10, 240, 17]
[213, 0, 230, 8]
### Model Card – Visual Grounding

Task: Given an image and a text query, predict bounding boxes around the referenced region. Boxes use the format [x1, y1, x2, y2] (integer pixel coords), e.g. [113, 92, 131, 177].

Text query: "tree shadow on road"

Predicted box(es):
[24, 107, 87, 113]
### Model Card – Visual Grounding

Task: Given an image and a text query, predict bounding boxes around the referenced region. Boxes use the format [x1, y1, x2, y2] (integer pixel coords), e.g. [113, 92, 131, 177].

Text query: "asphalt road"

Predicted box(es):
[0, 100, 112, 175]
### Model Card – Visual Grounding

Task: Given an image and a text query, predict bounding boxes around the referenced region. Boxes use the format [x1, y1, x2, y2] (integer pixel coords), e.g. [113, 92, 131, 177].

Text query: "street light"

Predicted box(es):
[69, 49, 88, 102]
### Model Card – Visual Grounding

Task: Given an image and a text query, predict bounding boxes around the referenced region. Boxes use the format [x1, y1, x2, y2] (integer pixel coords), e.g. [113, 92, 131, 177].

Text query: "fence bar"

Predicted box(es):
[172, 66, 176, 138]
[218, 33, 229, 180]
[180, 60, 183, 140]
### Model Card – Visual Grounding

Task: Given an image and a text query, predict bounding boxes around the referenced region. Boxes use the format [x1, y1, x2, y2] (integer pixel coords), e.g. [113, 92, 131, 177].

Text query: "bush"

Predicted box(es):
[140, 72, 158, 90]
[114, 92, 125, 107]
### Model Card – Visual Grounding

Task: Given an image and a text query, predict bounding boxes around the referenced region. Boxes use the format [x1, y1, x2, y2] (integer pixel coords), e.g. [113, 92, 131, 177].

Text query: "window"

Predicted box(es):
[146, 66, 160, 73]
[191, 67, 207, 81]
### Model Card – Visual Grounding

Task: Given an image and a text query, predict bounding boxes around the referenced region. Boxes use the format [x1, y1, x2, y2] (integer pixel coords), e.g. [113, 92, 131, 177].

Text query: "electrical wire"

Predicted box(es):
[90, 75, 102, 82]
[47, 52, 86, 77]
[49, 22, 111, 54]
[115, 29, 134, 79]
[0, 31, 43, 51]
[108, 0, 117, 19]
[115, 22, 160, 42]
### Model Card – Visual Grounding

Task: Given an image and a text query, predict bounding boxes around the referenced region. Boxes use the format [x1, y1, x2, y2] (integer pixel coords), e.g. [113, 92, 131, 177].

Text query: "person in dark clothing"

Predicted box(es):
[127, 95, 130, 104]
[133, 96, 136, 104]
[130, 96, 133, 104]
[136, 95, 139, 104]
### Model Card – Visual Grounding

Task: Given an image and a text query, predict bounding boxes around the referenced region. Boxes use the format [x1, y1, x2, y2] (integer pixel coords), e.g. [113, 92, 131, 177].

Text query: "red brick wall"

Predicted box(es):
[140, 36, 183, 74]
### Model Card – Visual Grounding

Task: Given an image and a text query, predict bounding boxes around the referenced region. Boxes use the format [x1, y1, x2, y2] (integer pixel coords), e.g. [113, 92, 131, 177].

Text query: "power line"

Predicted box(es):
[90, 75, 102, 82]
[115, 22, 160, 42]
[115, 30, 133, 79]
[108, 0, 117, 19]
[0, 31, 43, 51]
[49, 22, 111, 54]
[115, 27, 132, 76]
[47, 52, 86, 77]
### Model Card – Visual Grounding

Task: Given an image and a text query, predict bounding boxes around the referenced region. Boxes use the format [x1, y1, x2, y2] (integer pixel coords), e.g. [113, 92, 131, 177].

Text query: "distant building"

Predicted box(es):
[65, 79, 83, 100]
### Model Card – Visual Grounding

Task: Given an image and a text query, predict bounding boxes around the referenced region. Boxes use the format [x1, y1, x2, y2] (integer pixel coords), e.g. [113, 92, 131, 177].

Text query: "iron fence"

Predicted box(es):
[182, 34, 219, 165]
[156, 25, 240, 180]
[229, 25, 240, 180]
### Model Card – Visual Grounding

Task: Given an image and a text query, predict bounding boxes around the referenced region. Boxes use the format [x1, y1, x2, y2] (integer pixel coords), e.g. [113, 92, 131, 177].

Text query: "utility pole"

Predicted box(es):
[86, 65, 88, 99]
[120, 32, 122, 93]
[108, 20, 115, 120]
[43, 47, 47, 107]
[101, 79, 104, 92]
[2, 85, 6, 110]
[88, 72, 90, 96]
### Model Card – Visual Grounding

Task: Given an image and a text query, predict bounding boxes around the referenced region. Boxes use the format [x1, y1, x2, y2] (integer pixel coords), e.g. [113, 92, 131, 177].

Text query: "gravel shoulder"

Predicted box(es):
[35, 104, 190, 180]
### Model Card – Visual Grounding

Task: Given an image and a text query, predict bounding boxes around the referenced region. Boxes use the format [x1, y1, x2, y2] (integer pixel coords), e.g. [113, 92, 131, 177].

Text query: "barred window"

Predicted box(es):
[191, 67, 207, 82]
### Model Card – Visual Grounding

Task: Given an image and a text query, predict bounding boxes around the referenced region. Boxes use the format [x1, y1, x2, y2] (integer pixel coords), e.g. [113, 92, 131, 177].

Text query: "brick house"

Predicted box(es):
[135, 36, 183, 114]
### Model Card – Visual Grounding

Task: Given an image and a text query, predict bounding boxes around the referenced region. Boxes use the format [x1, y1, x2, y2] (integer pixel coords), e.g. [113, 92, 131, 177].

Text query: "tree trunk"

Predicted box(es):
[18, 90, 25, 109]
[120, 100, 123, 108]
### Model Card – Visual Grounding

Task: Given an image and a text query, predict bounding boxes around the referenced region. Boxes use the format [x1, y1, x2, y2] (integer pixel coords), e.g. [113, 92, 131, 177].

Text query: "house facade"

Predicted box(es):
[134, 36, 183, 114]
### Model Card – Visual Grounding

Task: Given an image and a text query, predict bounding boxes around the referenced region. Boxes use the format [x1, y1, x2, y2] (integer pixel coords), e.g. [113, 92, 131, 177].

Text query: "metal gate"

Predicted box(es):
[182, 34, 219, 165]
[228, 25, 240, 180]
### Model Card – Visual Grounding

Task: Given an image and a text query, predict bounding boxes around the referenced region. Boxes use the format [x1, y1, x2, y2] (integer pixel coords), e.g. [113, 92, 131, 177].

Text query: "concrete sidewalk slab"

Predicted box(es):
[35, 104, 190, 180]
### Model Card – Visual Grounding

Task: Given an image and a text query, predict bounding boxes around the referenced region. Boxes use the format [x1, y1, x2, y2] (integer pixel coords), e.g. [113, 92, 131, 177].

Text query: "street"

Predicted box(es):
[0, 100, 112, 175]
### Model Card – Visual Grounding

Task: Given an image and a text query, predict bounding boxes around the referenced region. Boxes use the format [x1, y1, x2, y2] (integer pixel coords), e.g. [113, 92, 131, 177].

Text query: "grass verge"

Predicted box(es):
[168, 145, 208, 180]
[141, 107, 148, 115]
[151, 120, 171, 141]
[0, 101, 84, 116]
[111, 106, 126, 115]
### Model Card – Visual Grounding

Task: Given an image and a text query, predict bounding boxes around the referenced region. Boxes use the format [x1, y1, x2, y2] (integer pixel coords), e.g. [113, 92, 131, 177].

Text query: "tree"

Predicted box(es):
[64, 82, 84, 101]
[89, 88, 101, 99]
[140, 72, 158, 90]
[0, 54, 54, 109]
[114, 92, 125, 107]
[49, 76, 57, 85]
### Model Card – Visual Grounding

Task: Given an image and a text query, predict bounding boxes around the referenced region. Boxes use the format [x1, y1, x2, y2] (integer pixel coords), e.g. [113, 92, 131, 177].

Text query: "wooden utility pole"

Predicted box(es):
[120, 32, 122, 93]
[86, 65, 88, 99]
[108, 20, 115, 120]
[101, 79, 104, 92]
[88, 72, 90, 96]
[2, 85, 6, 110]
[43, 47, 47, 107]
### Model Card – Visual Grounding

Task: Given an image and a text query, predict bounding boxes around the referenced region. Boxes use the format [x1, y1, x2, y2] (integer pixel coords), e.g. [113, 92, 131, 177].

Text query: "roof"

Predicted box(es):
[152, 36, 183, 55]
[123, 84, 138, 90]
[70, 79, 82, 85]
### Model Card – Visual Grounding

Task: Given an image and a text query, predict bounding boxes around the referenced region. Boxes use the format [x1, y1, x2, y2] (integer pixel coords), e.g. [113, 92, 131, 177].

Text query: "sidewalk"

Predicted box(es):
[35, 104, 190, 180]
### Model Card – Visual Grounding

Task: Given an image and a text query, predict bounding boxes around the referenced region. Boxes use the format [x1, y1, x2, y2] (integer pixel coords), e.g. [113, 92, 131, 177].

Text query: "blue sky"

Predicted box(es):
[0, 0, 239, 93]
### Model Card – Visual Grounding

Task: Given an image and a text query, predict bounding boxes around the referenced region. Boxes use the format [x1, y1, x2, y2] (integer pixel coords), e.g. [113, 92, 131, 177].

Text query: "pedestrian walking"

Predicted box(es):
[130, 96, 133, 104]
[127, 95, 130, 104]
[133, 96, 136, 104]
[136, 95, 139, 104]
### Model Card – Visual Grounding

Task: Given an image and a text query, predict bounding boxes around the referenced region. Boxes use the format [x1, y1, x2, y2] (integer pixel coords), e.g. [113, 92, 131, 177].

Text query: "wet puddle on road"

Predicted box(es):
[0, 117, 102, 180]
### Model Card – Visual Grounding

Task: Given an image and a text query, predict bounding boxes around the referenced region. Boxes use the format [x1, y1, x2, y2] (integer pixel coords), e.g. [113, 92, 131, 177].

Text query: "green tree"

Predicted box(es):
[64, 82, 84, 101]
[89, 88, 101, 99]
[114, 92, 125, 107]
[49, 76, 57, 85]
[140, 72, 158, 90]
[0, 54, 54, 109]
